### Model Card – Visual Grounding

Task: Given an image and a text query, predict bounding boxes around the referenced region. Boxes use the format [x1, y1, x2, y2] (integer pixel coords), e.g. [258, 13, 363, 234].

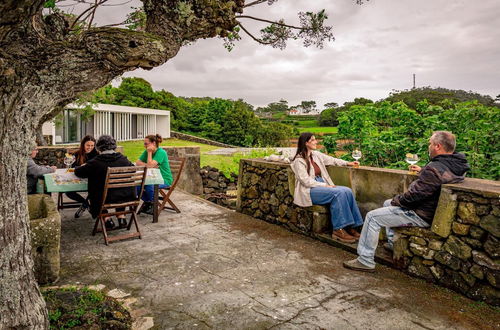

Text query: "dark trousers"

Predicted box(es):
[66, 191, 87, 204]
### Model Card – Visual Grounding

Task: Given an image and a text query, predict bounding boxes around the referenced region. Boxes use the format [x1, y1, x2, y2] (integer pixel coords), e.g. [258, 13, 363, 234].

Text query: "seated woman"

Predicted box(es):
[136, 134, 173, 215]
[291, 132, 363, 243]
[27, 146, 56, 194]
[75, 135, 136, 229]
[68, 135, 97, 218]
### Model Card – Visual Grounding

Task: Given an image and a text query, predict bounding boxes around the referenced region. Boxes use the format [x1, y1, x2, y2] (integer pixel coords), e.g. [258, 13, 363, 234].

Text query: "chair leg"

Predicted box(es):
[58, 192, 63, 210]
[130, 212, 142, 239]
[100, 217, 109, 245]
[92, 217, 100, 236]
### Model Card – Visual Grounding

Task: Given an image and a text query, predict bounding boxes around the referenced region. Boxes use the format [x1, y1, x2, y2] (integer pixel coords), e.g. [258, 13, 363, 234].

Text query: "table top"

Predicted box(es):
[44, 168, 164, 193]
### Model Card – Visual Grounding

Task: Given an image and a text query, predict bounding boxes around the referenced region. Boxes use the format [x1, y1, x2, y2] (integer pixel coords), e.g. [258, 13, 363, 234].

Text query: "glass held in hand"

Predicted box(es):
[352, 149, 362, 167]
[64, 154, 76, 172]
[405, 153, 419, 174]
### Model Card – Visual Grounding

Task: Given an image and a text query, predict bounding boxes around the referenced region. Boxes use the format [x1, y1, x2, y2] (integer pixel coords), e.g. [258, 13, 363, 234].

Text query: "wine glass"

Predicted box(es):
[405, 153, 419, 174]
[64, 153, 75, 172]
[352, 149, 362, 167]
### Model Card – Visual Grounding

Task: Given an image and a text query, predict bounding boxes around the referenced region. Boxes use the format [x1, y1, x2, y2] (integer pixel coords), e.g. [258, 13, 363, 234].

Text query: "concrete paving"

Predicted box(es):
[57, 191, 499, 329]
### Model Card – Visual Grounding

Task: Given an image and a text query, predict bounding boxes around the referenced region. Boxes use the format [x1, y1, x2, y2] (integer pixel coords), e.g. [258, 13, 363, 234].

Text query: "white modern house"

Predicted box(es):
[288, 106, 321, 116]
[42, 103, 170, 144]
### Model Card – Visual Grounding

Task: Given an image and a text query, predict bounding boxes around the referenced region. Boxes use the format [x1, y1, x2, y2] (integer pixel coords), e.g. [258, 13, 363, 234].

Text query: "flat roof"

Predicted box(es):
[67, 103, 170, 116]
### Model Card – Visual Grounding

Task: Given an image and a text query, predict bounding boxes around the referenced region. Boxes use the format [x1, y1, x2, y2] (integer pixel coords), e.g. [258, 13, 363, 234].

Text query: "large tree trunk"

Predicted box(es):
[35, 122, 48, 146]
[0, 97, 48, 328]
[0, 1, 242, 328]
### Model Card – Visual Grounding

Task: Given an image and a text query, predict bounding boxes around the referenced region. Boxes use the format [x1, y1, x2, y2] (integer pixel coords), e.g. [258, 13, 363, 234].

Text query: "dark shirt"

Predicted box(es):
[74, 152, 136, 218]
[310, 156, 321, 177]
[392, 153, 470, 224]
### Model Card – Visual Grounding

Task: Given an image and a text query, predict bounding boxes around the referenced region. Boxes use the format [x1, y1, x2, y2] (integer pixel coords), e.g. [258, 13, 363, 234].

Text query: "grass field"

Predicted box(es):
[298, 126, 338, 134]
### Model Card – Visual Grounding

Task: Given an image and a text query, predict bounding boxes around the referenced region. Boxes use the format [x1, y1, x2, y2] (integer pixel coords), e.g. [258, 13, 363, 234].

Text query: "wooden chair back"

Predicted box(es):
[157, 157, 186, 216]
[99, 166, 147, 212]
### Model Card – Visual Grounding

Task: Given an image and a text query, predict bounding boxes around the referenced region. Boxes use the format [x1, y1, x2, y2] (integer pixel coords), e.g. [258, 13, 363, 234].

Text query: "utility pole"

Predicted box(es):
[413, 74, 416, 89]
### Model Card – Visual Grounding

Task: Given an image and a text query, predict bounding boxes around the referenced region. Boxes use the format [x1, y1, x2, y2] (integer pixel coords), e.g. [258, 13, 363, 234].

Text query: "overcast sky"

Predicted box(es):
[64, 0, 500, 108]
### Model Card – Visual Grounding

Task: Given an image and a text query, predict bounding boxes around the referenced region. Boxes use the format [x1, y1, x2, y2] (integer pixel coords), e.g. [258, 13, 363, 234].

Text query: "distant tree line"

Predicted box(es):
[90, 77, 297, 147]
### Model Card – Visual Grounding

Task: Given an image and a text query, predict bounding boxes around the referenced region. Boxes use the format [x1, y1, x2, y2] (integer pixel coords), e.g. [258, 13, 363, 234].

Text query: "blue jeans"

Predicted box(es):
[357, 199, 429, 268]
[137, 184, 170, 202]
[309, 177, 363, 230]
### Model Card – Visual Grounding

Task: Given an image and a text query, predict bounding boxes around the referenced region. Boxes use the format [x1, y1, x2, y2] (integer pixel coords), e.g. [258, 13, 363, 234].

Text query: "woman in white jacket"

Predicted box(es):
[291, 132, 363, 243]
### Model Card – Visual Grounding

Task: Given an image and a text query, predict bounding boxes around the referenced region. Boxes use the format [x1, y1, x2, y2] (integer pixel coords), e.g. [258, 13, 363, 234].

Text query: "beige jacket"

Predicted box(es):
[290, 151, 348, 207]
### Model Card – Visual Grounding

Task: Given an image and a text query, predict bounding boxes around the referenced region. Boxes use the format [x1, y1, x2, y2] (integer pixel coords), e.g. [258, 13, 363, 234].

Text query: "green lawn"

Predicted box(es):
[120, 139, 220, 162]
[298, 126, 338, 134]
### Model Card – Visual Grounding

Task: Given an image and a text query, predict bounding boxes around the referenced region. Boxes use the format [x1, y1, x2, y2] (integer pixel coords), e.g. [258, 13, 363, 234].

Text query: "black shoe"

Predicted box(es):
[74, 203, 88, 218]
[105, 219, 116, 230]
[118, 218, 127, 228]
[138, 202, 152, 214]
[143, 203, 155, 215]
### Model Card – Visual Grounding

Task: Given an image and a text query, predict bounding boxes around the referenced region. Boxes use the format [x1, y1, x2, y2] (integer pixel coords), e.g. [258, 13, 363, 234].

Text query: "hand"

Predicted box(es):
[326, 185, 336, 188]
[409, 165, 421, 172]
[347, 161, 359, 167]
[50, 166, 57, 170]
[146, 145, 156, 153]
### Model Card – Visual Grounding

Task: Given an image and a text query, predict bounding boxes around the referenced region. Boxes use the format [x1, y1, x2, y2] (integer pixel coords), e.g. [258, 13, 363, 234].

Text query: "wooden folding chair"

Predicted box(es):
[158, 156, 186, 215]
[93, 166, 147, 245]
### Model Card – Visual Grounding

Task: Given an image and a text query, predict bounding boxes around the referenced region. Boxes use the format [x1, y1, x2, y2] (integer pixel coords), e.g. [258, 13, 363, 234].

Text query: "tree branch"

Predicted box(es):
[236, 15, 307, 30]
[237, 23, 274, 45]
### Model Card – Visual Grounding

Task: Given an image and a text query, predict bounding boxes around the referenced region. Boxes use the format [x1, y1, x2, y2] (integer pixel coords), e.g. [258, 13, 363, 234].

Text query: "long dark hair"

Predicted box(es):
[76, 135, 96, 165]
[145, 134, 163, 147]
[293, 132, 314, 174]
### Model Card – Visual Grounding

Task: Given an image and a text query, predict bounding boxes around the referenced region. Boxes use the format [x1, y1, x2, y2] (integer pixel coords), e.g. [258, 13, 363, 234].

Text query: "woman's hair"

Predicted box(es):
[293, 132, 314, 174]
[96, 135, 117, 152]
[76, 135, 96, 165]
[145, 134, 163, 147]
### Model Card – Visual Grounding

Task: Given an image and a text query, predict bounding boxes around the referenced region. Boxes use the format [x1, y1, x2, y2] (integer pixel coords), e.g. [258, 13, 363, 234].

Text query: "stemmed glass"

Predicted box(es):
[352, 149, 362, 167]
[64, 153, 75, 172]
[405, 153, 419, 174]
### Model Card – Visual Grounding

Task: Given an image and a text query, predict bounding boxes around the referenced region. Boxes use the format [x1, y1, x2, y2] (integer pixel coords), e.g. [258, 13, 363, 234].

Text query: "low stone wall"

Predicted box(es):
[237, 159, 500, 305]
[35, 145, 124, 168]
[28, 194, 61, 284]
[163, 146, 203, 195]
[200, 166, 238, 209]
[171, 131, 237, 148]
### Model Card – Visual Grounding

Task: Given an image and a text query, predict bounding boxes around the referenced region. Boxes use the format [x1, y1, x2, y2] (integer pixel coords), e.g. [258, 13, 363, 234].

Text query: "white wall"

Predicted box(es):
[156, 113, 171, 138]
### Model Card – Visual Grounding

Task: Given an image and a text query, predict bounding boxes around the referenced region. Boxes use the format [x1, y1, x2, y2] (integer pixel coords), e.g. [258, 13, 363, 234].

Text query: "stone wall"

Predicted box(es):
[200, 166, 238, 209]
[163, 146, 203, 195]
[28, 194, 61, 284]
[35, 145, 124, 168]
[171, 131, 237, 148]
[237, 159, 500, 305]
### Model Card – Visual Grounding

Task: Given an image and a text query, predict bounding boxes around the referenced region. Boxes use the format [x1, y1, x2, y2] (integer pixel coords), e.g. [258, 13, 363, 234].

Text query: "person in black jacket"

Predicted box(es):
[344, 131, 470, 272]
[75, 135, 136, 229]
[68, 135, 98, 218]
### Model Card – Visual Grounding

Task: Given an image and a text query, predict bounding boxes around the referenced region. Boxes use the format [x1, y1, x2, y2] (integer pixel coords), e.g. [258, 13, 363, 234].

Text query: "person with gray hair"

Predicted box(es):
[344, 131, 470, 272]
[75, 135, 136, 229]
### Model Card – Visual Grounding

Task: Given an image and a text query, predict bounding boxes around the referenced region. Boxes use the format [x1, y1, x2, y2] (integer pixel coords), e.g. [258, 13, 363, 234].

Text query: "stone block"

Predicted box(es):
[28, 194, 61, 284]
[396, 227, 441, 240]
[470, 265, 484, 280]
[476, 205, 491, 216]
[422, 260, 435, 266]
[486, 270, 500, 289]
[484, 235, 500, 258]
[472, 251, 500, 271]
[409, 236, 427, 246]
[469, 226, 486, 240]
[430, 264, 444, 280]
[443, 236, 472, 260]
[409, 243, 435, 260]
[408, 257, 435, 282]
[457, 202, 480, 225]
[434, 251, 461, 270]
[312, 212, 330, 234]
[246, 186, 259, 199]
[431, 189, 458, 237]
[460, 273, 476, 287]
[393, 237, 412, 262]
[467, 284, 500, 306]
[439, 269, 470, 294]
[461, 237, 482, 249]
[480, 214, 500, 237]
[492, 206, 500, 217]
[268, 194, 279, 206]
[428, 240, 443, 250]
[451, 222, 470, 235]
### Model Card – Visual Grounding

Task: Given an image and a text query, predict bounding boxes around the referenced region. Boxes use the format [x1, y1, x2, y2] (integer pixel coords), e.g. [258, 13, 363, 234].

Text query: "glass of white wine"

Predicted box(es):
[352, 149, 362, 167]
[64, 153, 75, 172]
[405, 153, 419, 174]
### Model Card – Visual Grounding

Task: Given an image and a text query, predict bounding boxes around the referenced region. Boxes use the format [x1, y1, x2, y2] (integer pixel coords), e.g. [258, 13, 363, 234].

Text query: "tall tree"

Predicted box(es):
[0, 1, 362, 328]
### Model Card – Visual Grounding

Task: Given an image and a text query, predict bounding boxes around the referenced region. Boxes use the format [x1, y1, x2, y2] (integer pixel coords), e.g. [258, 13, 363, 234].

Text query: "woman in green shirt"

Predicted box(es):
[136, 134, 172, 214]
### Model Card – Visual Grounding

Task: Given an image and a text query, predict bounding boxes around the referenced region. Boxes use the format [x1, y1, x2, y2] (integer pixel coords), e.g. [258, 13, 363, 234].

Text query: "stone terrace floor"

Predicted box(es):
[57, 191, 500, 329]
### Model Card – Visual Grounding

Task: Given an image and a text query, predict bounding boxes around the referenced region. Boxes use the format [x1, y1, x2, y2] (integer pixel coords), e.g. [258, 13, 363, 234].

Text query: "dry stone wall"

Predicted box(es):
[237, 158, 500, 306]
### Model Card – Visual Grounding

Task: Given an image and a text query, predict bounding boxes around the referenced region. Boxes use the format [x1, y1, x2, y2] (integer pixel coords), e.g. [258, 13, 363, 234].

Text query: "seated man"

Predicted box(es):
[75, 135, 136, 229]
[343, 131, 470, 272]
[27, 146, 56, 194]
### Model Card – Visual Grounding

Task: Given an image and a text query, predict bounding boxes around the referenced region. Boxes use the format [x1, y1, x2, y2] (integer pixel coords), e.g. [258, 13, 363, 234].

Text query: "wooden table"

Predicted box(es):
[44, 168, 164, 223]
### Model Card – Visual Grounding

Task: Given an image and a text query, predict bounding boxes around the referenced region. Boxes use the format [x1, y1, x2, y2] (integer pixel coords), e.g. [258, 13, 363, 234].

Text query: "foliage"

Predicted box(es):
[337, 101, 500, 180]
[211, 149, 277, 178]
[90, 78, 296, 147]
[322, 135, 337, 154]
[385, 87, 497, 111]
[42, 287, 131, 329]
[318, 97, 373, 127]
